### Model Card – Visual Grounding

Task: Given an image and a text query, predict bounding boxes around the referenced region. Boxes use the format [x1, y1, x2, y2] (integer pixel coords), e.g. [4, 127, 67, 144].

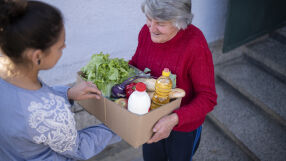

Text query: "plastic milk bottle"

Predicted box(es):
[128, 82, 151, 115]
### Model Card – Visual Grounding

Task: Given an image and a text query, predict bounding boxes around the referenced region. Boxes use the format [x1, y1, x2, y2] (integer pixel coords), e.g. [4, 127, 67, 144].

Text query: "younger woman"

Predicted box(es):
[0, 0, 120, 160]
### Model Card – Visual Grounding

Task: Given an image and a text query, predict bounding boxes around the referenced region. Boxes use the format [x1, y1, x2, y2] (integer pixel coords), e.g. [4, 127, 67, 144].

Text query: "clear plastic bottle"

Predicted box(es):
[128, 82, 151, 115]
[150, 68, 173, 110]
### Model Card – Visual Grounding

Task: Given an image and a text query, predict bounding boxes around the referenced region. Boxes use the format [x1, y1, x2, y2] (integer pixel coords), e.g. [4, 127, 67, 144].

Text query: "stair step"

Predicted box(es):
[211, 79, 286, 161]
[192, 119, 252, 161]
[89, 142, 142, 161]
[270, 32, 286, 45]
[245, 37, 286, 83]
[207, 114, 259, 161]
[279, 26, 286, 35]
[275, 26, 286, 42]
[216, 57, 286, 127]
[130, 157, 144, 161]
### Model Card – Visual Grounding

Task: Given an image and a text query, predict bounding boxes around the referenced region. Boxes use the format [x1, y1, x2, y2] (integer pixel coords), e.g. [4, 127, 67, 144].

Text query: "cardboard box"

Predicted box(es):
[76, 72, 181, 148]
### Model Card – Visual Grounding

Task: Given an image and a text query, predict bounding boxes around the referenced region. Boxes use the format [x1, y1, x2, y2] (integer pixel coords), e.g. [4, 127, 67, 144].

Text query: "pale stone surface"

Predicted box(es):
[216, 57, 286, 124]
[212, 79, 286, 161]
[246, 38, 286, 82]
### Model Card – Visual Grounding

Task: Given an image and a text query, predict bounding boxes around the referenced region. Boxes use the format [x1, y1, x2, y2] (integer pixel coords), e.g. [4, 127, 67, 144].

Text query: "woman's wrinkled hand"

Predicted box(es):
[147, 113, 178, 144]
[68, 81, 102, 101]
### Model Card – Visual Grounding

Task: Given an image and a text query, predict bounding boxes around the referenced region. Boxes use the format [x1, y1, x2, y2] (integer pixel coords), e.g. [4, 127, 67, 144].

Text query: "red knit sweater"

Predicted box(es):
[129, 24, 217, 132]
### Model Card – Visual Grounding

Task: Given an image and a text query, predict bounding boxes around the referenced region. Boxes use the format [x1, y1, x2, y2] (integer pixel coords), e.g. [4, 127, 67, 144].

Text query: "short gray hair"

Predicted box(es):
[141, 0, 193, 30]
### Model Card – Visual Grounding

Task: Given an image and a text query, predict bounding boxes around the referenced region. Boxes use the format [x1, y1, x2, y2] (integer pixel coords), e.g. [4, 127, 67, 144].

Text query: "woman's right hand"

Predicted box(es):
[67, 81, 101, 101]
[147, 113, 178, 144]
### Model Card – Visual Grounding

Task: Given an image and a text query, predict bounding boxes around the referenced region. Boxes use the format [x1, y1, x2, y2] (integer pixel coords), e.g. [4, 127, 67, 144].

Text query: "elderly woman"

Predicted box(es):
[129, 0, 217, 160]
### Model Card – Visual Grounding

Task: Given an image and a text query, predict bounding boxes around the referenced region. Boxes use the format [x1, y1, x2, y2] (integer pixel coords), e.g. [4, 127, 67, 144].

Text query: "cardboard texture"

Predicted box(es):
[76, 72, 182, 148]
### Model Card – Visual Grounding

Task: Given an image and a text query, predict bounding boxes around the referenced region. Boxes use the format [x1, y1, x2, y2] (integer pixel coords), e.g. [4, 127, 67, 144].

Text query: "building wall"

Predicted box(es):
[38, 0, 228, 85]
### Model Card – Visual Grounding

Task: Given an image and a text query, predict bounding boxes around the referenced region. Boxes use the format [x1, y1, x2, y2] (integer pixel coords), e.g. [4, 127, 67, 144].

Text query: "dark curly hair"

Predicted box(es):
[0, 0, 63, 64]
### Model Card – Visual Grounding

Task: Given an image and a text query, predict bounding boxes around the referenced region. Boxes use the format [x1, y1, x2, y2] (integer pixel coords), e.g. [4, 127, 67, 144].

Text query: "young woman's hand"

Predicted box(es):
[147, 113, 178, 144]
[68, 81, 102, 101]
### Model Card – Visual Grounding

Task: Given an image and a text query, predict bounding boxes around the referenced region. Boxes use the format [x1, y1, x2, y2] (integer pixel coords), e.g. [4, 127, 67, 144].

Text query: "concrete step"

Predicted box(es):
[73, 103, 251, 161]
[244, 37, 286, 83]
[216, 56, 286, 127]
[270, 32, 286, 45]
[130, 157, 144, 161]
[207, 114, 259, 161]
[271, 26, 286, 44]
[211, 78, 286, 161]
[87, 142, 142, 161]
[192, 119, 252, 161]
[277, 26, 286, 38]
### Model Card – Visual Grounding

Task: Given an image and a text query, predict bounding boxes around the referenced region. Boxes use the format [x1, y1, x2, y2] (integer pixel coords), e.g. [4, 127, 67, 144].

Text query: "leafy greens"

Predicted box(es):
[81, 52, 135, 97]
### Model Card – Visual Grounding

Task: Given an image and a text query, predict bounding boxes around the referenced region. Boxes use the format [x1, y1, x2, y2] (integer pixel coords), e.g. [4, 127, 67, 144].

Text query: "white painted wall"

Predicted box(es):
[36, 0, 228, 85]
[192, 0, 228, 42]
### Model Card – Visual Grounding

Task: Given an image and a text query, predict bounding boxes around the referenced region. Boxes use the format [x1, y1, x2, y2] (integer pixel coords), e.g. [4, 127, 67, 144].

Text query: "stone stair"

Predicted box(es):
[216, 56, 286, 127]
[212, 27, 286, 161]
[244, 34, 286, 84]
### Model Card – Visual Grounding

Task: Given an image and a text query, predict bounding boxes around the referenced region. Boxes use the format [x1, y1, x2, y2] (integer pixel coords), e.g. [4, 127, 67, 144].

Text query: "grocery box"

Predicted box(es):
[76, 71, 182, 148]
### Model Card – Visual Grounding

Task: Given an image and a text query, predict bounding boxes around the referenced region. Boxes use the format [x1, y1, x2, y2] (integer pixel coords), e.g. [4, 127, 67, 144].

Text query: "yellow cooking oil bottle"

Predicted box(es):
[150, 68, 173, 110]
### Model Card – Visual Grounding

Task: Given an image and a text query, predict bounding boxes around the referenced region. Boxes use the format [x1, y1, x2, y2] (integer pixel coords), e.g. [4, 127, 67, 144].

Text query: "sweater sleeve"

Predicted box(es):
[174, 43, 217, 129]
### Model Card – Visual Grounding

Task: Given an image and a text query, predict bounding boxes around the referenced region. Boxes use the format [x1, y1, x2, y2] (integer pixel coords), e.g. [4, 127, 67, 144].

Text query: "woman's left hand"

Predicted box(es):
[68, 81, 102, 101]
[147, 113, 179, 144]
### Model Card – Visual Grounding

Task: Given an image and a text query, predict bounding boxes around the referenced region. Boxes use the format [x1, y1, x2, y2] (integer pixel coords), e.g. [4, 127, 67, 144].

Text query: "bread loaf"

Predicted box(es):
[169, 88, 185, 99]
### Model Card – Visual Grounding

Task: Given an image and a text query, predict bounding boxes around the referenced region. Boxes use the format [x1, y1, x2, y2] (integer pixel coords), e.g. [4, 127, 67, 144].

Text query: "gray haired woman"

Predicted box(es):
[129, 0, 217, 161]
